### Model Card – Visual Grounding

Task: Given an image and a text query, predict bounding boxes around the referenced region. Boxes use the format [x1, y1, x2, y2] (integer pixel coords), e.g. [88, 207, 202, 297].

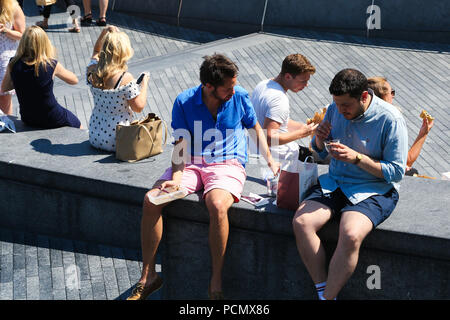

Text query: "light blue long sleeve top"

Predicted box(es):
[311, 92, 408, 204]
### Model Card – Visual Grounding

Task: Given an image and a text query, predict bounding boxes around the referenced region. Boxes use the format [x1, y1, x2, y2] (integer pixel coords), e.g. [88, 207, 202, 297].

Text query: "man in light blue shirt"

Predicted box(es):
[292, 69, 408, 300]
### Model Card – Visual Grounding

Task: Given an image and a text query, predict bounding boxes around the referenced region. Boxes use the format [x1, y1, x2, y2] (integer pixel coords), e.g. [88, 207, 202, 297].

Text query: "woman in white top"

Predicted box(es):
[0, 0, 25, 115]
[87, 26, 149, 152]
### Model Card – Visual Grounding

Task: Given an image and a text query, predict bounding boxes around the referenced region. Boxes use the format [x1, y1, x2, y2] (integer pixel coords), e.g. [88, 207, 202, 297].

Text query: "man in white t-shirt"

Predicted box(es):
[251, 54, 318, 162]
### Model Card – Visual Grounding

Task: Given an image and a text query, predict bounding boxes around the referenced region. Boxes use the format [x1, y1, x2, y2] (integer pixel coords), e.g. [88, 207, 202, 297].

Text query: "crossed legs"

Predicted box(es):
[292, 200, 373, 299]
[138, 183, 234, 295]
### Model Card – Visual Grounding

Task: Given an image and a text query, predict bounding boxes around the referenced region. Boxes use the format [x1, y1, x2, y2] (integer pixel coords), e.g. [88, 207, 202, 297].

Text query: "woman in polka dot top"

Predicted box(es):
[87, 26, 149, 152]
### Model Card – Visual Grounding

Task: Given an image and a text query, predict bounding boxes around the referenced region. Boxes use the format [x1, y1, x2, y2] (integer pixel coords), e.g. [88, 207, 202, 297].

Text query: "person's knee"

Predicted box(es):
[292, 202, 317, 234]
[142, 191, 163, 217]
[206, 196, 230, 221]
[339, 227, 363, 252]
[292, 212, 310, 234]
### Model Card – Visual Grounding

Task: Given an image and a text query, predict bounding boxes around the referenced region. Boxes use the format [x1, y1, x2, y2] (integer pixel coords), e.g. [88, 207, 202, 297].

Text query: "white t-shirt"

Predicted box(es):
[250, 79, 299, 161]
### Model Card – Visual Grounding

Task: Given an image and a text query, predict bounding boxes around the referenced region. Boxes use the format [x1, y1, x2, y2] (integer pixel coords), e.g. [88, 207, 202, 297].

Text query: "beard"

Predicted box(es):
[212, 88, 232, 104]
[353, 101, 366, 119]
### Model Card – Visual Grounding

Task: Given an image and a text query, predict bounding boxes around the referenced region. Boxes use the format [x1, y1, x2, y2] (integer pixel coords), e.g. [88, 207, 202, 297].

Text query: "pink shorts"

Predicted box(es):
[158, 157, 246, 202]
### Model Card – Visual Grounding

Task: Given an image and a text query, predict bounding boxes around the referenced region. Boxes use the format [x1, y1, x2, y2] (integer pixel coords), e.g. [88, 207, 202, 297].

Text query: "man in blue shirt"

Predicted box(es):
[292, 69, 408, 300]
[127, 54, 280, 300]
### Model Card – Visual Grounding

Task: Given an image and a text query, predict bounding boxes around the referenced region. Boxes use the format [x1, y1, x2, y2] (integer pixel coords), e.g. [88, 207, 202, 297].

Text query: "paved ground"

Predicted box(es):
[0, 227, 162, 300]
[1, 1, 449, 300]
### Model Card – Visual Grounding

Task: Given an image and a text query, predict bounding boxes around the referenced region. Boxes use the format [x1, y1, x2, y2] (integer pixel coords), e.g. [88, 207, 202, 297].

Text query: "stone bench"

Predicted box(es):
[0, 123, 448, 299]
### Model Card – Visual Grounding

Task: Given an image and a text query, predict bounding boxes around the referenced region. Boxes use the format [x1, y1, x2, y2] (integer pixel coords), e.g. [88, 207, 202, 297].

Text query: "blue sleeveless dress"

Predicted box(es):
[10, 59, 81, 129]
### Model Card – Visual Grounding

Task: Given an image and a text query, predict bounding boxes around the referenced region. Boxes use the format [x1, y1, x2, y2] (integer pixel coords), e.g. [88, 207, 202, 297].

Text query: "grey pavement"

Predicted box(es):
[2, 1, 449, 300]
[0, 226, 163, 300]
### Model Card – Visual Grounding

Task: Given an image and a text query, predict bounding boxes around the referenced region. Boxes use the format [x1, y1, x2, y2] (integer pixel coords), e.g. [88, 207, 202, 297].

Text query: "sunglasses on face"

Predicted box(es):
[391, 90, 396, 97]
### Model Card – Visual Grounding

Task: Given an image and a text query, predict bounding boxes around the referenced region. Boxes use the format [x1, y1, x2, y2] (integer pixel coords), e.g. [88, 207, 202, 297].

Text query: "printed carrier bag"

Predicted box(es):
[276, 158, 318, 211]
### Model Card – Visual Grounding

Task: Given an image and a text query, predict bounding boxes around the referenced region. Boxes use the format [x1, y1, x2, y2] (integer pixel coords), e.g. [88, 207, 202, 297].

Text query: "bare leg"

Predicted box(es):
[323, 211, 373, 300]
[292, 200, 333, 284]
[0, 94, 12, 115]
[99, 0, 109, 19]
[82, 0, 91, 15]
[138, 181, 169, 286]
[204, 188, 234, 294]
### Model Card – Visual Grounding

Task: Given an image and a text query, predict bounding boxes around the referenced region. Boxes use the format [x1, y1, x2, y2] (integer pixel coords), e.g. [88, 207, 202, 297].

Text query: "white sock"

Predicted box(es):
[315, 282, 327, 300]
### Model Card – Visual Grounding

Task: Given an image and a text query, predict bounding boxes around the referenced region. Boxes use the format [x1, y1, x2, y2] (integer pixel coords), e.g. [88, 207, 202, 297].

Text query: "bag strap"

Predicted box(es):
[125, 120, 168, 163]
[124, 124, 155, 163]
[303, 156, 315, 164]
[140, 124, 155, 152]
[160, 120, 168, 147]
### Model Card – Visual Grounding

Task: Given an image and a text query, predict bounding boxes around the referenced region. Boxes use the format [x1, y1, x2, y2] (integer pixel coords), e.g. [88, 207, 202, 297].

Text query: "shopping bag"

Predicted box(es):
[276, 157, 318, 211]
[115, 113, 167, 162]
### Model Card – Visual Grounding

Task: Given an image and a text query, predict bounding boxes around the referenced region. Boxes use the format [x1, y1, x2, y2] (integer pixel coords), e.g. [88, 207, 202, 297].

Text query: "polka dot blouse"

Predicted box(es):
[87, 61, 141, 152]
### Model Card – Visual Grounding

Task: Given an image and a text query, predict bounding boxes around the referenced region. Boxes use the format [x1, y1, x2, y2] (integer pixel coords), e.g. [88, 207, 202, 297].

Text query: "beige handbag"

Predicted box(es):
[36, 0, 58, 6]
[115, 113, 168, 162]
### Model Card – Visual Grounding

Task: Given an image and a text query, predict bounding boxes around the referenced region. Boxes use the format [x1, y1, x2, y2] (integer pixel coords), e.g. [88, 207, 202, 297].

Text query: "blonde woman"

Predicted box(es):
[0, 0, 25, 115]
[87, 26, 149, 152]
[368, 76, 434, 176]
[1, 26, 81, 128]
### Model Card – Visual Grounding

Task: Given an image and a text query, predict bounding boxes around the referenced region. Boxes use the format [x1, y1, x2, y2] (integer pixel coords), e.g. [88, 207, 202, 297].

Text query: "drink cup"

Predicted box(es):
[324, 139, 340, 153]
[266, 175, 278, 197]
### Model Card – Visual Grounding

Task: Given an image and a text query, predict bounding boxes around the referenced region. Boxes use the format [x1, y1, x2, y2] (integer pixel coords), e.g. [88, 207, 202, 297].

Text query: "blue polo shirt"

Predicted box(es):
[171, 84, 258, 165]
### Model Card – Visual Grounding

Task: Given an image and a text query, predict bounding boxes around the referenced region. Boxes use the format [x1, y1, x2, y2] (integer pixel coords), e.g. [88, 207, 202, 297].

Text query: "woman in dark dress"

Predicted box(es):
[1, 25, 81, 129]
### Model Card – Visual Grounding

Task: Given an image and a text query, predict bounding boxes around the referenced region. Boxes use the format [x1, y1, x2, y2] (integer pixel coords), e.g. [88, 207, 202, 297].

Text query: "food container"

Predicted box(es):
[147, 186, 188, 205]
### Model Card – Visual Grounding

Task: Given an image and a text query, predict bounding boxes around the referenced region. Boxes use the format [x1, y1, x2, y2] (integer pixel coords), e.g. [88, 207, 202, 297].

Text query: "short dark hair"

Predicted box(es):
[199, 53, 239, 87]
[281, 53, 316, 77]
[329, 69, 368, 99]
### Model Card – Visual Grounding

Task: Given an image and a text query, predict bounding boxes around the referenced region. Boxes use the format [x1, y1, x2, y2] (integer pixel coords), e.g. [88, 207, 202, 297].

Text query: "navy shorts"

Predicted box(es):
[304, 183, 399, 227]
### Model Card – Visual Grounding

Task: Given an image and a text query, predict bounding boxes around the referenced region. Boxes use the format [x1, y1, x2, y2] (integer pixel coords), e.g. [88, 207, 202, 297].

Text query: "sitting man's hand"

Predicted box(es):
[328, 142, 359, 163]
[160, 179, 181, 191]
[314, 120, 331, 150]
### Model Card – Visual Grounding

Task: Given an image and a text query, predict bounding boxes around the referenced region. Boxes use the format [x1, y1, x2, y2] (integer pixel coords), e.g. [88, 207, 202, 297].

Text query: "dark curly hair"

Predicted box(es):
[329, 69, 368, 99]
[199, 53, 239, 87]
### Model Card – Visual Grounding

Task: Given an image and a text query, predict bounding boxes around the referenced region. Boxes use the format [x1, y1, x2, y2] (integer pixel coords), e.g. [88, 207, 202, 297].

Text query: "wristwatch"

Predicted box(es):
[354, 153, 363, 164]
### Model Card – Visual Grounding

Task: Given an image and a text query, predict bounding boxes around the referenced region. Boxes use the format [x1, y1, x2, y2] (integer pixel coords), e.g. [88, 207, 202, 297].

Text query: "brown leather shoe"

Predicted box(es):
[127, 276, 163, 300]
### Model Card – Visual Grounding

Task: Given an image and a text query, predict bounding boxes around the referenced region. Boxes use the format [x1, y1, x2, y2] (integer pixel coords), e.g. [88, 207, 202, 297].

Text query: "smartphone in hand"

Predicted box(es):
[136, 72, 148, 84]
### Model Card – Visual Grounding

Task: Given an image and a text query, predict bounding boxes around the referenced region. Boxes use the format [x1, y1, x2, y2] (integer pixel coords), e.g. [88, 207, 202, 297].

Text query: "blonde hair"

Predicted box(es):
[367, 76, 390, 99]
[0, 0, 15, 25]
[9, 26, 56, 76]
[90, 31, 133, 89]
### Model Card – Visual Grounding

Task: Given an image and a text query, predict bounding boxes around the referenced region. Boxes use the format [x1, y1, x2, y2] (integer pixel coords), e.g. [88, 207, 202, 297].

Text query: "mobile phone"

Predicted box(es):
[136, 72, 146, 84]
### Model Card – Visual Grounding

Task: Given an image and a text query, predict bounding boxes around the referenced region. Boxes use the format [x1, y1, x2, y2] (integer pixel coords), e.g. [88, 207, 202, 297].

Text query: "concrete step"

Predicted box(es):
[0, 126, 449, 299]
